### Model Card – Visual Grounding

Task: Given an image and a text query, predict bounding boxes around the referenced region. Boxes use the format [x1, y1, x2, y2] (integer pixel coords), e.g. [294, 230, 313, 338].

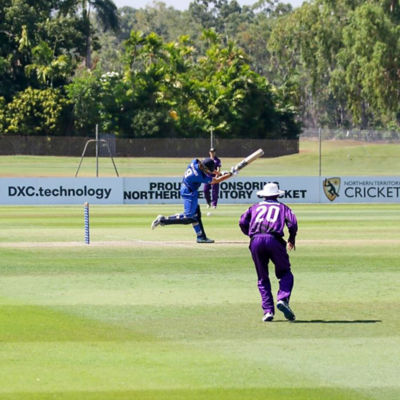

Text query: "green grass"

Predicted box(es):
[0, 204, 399, 399]
[1, 140, 400, 177]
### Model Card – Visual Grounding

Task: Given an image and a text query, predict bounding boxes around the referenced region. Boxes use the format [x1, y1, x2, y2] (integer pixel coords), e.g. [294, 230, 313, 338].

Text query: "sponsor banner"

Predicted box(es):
[1, 176, 398, 204]
[123, 177, 318, 204]
[320, 176, 400, 203]
[0, 178, 122, 204]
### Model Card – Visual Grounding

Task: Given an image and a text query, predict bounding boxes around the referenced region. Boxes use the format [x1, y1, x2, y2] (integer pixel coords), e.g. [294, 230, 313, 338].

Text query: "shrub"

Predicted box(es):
[4, 88, 71, 136]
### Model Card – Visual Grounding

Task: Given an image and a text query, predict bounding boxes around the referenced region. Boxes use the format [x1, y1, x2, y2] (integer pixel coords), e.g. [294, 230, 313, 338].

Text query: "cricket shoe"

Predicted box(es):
[196, 236, 215, 244]
[277, 300, 296, 321]
[151, 215, 164, 230]
[262, 312, 274, 322]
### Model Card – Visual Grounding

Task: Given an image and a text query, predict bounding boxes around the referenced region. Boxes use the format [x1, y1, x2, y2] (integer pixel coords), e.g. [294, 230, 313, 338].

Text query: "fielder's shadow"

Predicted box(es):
[290, 319, 382, 324]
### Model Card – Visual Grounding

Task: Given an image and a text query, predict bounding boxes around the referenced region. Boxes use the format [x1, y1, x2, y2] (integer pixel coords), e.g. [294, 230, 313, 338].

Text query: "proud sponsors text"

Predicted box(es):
[124, 180, 308, 201]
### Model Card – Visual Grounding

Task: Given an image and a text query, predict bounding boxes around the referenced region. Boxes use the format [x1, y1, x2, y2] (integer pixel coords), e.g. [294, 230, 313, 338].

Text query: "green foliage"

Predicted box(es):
[93, 2, 300, 137]
[183, 31, 294, 138]
[332, 3, 400, 127]
[0, 0, 87, 99]
[66, 69, 103, 134]
[4, 0, 399, 136]
[188, 0, 254, 40]
[3, 87, 71, 136]
[65, 26, 300, 139]
[76, 0, 120, 68]
[66, 68, 132, 136]
[0, 96, 6, 132]
[131, 109, 166, 137]
[120, 29, 299, 138]
[25, 41, 76, 87]
[268, 0, 400, 129]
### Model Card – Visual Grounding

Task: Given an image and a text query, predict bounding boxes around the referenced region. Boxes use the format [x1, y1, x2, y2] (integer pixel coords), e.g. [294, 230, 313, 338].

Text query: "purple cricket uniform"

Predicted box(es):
[239, 200, 298, 315]
[204, 156, 221, 207]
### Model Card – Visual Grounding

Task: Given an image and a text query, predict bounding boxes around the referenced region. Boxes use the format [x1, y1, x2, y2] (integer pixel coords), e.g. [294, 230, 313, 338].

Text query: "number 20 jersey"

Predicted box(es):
[239, 200, 298, 243]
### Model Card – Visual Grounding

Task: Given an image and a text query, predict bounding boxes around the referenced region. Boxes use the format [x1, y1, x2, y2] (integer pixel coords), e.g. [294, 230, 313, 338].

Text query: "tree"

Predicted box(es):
[121, 29, 300, 139]
[186, 29, 299, 138]
[66, 67, 131, 135]
[268, 0, 400, 129]
[25, 42, 76, 87]
[188, 0, 254, 42]
[76, 0, 120, 68]
[122, 30, 177, 137]
[0, 0, 86, 98]
[332, 2, 400, 127]
[268, 1, 345, 127]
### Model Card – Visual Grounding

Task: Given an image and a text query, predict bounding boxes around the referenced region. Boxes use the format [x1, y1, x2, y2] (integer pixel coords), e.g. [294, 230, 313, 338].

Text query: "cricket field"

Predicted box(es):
[0, 203, 399, 400]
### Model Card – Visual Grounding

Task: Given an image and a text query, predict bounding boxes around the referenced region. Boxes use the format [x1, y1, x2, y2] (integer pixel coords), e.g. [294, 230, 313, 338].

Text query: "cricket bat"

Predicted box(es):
[233, 148, 264, 172]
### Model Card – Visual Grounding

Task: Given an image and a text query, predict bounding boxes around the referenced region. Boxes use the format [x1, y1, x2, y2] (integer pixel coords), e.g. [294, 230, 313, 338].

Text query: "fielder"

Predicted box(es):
[151, 157, 237, 243]
[239, 182, 298, 322]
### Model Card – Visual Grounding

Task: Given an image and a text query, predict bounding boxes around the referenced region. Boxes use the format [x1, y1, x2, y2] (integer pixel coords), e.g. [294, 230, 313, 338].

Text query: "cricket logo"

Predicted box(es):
[323, 177, 340, 201]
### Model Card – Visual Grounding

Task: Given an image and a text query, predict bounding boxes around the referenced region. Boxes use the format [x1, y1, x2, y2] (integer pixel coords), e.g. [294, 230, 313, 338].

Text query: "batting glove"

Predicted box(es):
[230, 166, 239, 176]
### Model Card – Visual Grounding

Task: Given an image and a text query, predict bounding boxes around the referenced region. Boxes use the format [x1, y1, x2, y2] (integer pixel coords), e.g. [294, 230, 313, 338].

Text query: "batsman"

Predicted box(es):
[151, 157, 238, 243]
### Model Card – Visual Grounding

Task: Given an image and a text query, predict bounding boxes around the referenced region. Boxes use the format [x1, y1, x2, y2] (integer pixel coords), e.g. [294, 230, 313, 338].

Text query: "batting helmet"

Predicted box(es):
[202, 157, 215, 172]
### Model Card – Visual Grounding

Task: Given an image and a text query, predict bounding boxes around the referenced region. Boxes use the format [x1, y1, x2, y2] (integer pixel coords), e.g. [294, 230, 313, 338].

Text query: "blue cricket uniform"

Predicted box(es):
[152, 158, 213, 241]
[181, 159, 213, 217]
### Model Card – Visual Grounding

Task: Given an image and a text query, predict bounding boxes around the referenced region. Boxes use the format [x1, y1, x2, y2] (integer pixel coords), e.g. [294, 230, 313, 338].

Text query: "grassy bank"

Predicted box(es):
[1, 140, 400, 177]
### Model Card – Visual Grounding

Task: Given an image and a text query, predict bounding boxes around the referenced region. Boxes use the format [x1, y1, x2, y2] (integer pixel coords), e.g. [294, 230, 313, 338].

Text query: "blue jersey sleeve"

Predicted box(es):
[182, 159, 212, 192]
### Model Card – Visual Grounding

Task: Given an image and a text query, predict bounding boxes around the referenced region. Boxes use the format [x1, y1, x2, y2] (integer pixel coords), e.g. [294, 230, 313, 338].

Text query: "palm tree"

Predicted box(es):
[79, 0, 120, 68]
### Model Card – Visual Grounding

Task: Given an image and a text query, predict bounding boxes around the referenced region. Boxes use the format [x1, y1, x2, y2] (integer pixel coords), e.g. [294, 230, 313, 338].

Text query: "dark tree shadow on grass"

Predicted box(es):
[291, 319, 382, 324]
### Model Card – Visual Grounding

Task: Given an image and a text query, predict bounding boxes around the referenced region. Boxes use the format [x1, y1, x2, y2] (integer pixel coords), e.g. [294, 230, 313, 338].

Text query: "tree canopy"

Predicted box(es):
[0, 0, 399, 138]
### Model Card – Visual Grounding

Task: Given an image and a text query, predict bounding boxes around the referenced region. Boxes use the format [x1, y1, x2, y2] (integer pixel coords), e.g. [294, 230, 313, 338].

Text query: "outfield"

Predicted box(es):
[0, 203, 399, 400]
[1, 140, 400, 177]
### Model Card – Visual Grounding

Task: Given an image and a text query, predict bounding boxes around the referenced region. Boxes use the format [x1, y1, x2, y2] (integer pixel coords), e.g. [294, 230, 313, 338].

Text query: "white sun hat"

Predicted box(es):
[257, 182, 285, 197]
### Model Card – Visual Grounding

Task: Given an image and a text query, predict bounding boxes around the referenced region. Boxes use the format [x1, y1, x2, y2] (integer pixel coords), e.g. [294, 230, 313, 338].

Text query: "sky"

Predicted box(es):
[113, 0, 305, 11]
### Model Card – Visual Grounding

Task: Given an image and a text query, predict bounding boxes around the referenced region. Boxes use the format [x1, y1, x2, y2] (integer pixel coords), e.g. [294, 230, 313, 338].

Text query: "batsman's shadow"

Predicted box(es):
[290, 319, 382, 324]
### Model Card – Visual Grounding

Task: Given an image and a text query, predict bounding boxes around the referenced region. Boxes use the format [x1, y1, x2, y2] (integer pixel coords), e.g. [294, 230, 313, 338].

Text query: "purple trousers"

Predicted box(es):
[204, 183, 219, 207]
[249, 234, 294, 314]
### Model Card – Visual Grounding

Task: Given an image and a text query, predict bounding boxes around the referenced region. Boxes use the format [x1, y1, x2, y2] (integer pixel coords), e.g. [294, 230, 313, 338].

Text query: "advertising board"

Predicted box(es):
[0, 176, 399, 204]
